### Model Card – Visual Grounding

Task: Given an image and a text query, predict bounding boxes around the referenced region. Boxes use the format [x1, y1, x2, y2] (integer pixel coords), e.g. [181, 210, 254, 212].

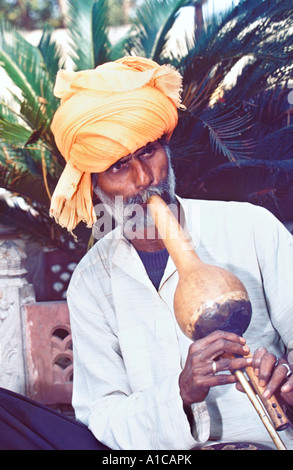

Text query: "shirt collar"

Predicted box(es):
[107, 196, 199, 286]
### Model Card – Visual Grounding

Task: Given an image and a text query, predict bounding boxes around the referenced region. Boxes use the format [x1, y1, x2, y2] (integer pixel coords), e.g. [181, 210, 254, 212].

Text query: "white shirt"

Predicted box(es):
[67, 197, 293, 450]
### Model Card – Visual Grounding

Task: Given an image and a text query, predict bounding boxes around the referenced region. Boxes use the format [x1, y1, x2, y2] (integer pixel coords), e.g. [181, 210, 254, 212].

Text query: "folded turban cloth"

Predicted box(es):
[50, 56, 183, 233]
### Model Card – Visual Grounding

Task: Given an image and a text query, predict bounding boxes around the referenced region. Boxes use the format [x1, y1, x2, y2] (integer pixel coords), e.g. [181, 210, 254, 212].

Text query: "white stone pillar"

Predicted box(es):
[0, 241, 35, 394]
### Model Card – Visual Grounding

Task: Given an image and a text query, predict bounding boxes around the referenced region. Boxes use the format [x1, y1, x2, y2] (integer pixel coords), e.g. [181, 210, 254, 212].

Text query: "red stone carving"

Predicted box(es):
[23, 301, 73, 406]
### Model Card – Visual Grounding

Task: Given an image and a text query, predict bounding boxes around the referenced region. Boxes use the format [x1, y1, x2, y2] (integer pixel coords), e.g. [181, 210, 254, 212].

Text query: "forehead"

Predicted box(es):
[119, 141, 161, 162]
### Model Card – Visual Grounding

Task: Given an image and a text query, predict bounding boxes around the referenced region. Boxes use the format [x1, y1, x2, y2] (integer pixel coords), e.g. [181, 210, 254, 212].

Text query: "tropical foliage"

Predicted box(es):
[171, 0, 293, 223]
[0, 0, 292, 253]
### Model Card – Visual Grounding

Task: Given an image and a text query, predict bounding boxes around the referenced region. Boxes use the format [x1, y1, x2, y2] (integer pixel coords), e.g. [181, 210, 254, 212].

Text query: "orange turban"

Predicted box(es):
[50, 56, 183, 233]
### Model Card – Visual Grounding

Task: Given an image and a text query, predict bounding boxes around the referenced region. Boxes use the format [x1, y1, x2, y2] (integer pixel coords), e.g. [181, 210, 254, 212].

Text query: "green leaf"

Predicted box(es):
[150, 0, 200, 62]
[66, 0, 113, 70]
[0, 117, 31, 146]
[0, 163, 50, 206]
[200, 106, 255, 162]
[92, 0, 112, 66]
[66, 0, 96, 70]
[0, 21, 57, 128]
[0, 45, 39, 117]
[38, 26, 65, 84]
[181, 0, 293, 112]
[125, 0, 194, 60]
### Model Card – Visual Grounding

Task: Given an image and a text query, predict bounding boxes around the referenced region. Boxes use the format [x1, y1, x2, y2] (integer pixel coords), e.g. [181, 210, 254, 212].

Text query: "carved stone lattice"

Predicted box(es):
[24, 301, 73, 406]
[52, 326, 73, 385]
[0, 240, 35, 395]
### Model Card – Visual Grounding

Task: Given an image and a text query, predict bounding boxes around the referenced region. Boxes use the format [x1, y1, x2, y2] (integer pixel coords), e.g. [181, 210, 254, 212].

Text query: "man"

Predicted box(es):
[0, 56, 292, 450]
[50, 56, 293, 449]
[67, 142, 293, 450]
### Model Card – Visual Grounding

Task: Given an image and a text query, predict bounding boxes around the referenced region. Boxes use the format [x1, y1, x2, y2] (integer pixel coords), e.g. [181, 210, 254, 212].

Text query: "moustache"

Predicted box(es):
[125, 179, 175, 207]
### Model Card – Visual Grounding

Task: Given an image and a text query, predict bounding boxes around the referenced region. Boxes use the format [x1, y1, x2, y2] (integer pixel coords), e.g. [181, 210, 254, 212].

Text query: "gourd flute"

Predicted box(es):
[148, 195, 289, 451]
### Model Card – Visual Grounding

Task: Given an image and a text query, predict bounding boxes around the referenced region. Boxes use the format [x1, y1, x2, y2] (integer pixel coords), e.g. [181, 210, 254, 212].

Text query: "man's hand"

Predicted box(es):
[239, 347, 293, 407]
[179, 330, 253, 405]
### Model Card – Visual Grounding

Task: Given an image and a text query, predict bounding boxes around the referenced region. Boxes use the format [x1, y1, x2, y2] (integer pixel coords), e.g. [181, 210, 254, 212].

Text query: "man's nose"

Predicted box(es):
[132, 160, 154, 189]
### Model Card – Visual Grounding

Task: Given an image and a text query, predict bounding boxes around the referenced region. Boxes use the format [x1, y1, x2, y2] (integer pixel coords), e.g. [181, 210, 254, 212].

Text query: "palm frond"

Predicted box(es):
[199, 106, 256, 162]
[0, 198, 49, 241]
[0, 21, 57, 131]
[110, 35, 129, 61]
[0, 41, 40, 122]
[0, 197, 87, 255]
[0, 163, 50, 207]
[192, 163, 293, 222]
[92, 0, 112, 66]
[252, 127, 293, 163]
[195, 157, 293, 190]
[241, 85, 292, 136]
[0, 143, 61, 187]
[125, 0, 197, 61]
[66, 0, 113, 70]
[65, 0, 96, 70]
[0, 117, 31, 146]
[38, 26, 65, 84]
[181, 0, 293, 113]
[150, 0, 199, 62]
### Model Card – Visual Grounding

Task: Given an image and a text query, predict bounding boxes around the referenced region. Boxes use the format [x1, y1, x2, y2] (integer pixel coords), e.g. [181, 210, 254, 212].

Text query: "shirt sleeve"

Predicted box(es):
[67, 266, 209, 450]
[252, 206, 293, 348]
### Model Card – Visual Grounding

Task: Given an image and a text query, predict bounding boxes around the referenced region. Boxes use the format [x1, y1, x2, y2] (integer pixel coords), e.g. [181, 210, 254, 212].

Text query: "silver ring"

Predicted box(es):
[280, 363, 292, 378]
[212, 361, 217, 374]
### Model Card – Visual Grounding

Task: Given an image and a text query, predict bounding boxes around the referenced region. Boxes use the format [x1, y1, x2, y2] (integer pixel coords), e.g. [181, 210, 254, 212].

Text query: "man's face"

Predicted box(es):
[93, 140, 176, 236]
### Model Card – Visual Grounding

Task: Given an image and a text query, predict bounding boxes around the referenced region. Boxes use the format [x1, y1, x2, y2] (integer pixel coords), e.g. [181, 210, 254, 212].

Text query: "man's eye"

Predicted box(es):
[140, 145, 155, 159]
[111, 161, 126, 173]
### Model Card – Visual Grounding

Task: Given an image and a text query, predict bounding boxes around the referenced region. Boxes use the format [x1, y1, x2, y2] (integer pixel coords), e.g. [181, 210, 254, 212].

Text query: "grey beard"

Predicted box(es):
[93, 155, 176, 236]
